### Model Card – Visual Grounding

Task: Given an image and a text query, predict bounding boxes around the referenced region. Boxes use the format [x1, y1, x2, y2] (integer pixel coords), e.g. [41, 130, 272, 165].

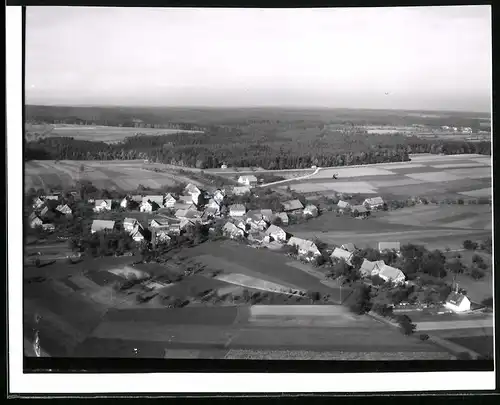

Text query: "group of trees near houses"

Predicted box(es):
[25, 119, 490, 169]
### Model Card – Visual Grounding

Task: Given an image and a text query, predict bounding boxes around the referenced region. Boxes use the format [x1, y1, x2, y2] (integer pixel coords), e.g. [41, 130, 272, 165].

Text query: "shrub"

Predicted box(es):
[470, 267, 485, 280]
[419, 333, 430, 341]
[396, 315, 416, 336]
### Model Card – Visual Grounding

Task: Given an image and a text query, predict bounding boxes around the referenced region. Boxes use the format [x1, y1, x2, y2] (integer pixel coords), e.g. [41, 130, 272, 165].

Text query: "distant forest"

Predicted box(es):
[24, 105, 491, 169]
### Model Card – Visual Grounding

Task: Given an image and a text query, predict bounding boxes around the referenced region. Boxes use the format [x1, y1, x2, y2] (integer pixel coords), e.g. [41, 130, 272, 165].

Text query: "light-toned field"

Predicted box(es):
[313, 167, 395, 179]
[25, 124, 203, 143]
[288, 181, 377, 194]
[25, 160, 184, 191]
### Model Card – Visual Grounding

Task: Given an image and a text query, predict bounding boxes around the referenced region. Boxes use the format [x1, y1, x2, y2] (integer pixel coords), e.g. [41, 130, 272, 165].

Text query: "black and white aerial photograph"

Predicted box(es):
[13, 4, 494, 390]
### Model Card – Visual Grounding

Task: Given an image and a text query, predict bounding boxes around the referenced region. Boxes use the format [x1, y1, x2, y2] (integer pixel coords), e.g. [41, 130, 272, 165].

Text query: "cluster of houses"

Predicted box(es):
[29, 194, 74, 231]
[336, 196, 385, 218]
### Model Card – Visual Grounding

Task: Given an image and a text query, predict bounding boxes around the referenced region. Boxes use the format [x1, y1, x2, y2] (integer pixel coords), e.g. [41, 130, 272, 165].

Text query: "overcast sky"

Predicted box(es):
[26, 6, 491, 112]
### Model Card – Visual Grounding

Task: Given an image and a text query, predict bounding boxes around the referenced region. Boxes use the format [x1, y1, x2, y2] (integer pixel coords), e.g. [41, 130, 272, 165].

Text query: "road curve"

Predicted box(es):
[257, 167, 321, 188]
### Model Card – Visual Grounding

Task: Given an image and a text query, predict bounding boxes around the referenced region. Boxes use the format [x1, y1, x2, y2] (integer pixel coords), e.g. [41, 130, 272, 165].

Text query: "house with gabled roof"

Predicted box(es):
[337, 200, 351, 211]
[223, 222, 245, 239]
[232, 186, 251, 196]
[130, 225, 149, 242]
[444, 291, 471, 312]
[341, 243, 357, 253]
[351, 205, 369, 218]
[29, 213, 43, 228]
[91, 220, 116, 234]
[379, 242, 401, 254]
[149, 217, 170, 228]
[282, 199, 304, 212]
[164, 193, 177, 208]
[213, 189, 225, 204]
[56, 204, 72, 216]
[330, 248, 353, 265]
[152, 228, 172, 244]
[364, 196, 385, 210]
[273, 212, 289, 225]
[303, 204, 319, 217]
[237, 175, 258, 186]
[359, 259, 386, 278]
[372, 263, 405, 284]
[184, 184, 201, 203]
[229, 204, 246, 217]
[265, 224, 287, 242]
[140, 196, 163, 213]
[287, 237, 321, 259]
[120, 196, 130, 209]
[123, 217, 141, 233]
[94, 199, 112, 212]
[32, 197, 45, 210]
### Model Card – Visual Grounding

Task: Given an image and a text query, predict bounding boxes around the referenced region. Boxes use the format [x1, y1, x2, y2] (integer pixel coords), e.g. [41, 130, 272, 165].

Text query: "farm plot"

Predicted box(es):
[313, 167, 395, 179]
[430, 163, 491, 169]
[216, 273, 304, 295]
[290, 181, 377, 194]
[405, 171, 462, 182]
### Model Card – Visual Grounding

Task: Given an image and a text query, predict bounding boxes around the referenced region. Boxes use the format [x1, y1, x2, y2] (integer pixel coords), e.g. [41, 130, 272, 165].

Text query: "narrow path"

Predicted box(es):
[257, 167, 321, 188]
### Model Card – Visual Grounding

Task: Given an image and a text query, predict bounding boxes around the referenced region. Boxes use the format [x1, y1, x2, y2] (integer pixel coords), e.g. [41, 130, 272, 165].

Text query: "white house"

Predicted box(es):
[303, 204, 319, 217]
[441, 125, 450, 130]
[55, 204, 72, 216]
[232, 186, 251, 196]
[221, 164, 228, 169]
[229, 204, 246, 217]
[372, 263, 406, 284]
[223, 222, 245, 239]
[341, 243, 357, 253]
[29, 213, 43, 228]
[330, 248, 353, 265]
[378, 242, 401, 254]
[265, 224, 287, 242]
[94, 199, 112, 212]
[91, 220, 115, 234]
[337, 200, 351, 211]
[359, 259, 386, 278]
[150, 218, 170, 228]
[123, 217, 141, 233]
[364, 196, 385, 210]
[444, 291, 471, 313]
[282, 199, 304, 212]
[130, 225, 147, 242]
[287, 237, 321, 259]
[237, 175, 258, 186]
[184, 184, 201, 203]
[164, 193, 177, 208]
[140, 196, 164, 213]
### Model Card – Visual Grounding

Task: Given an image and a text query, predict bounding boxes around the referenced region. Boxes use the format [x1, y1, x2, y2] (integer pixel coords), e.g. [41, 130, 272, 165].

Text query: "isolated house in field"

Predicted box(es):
[282, 199, 304, 213]
[444, 291, 471, 313]
[364, 197, 385, 210]
[91, 220, 116, 234]
[223, 222, 245, 239]
[237, 175, 258, 186]
[287, 237, 321, 259]
[184, 184, 201, 203]
[273, 212, 289, 225]
[372, 263, 405, 284]
[163, 193, 177, 208]
[41, 223, 55, 232]
[303, 204, 319, 217]
[341, 243, 357, 253]
[55, 204, 72, 216]
[378, 242, 401, 254]
[265, 224, 287, 243]
[123, 217, 141, 233]
[29, 213, 43, 228]
[229, 204, 246, 217]
[330, 248, 353, 266]
[351, 205, 369, 218]
[359, 259, 386, 278]
[130, 225, 148, 242]
[94, 199, 112, 212]
[337, 200, 351, 212]
[32, 197, 45, 210]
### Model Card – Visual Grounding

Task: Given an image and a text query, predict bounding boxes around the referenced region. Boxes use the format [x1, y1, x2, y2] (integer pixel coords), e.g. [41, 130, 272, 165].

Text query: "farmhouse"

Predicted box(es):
[265, 224, 287, 242]
[55, 204, 72, 216]
[229, 204, 246, 217]
[123, 217, 141, 233]
[330, 248, 353, 265]
[282, 199, 304, 212]
[232, 186, 251, 196]
[260, 209, 273, 222]
[238, 175, 258, 186]
[303, 204, 319, 217]
[184, 184, 201, 202]
[223, 222, 245, 239]
[91, 220, 116, 234]
[351, 205, 369, 218]
[213, 189, 226, 204]
[359, 259, 386, 278]
[341, 243, 357, 253]
[41, 223, 55, 232]
[373, 263, 405, 284]
[273, 212, 289, 225]
[444, 291, 471, 313]
[364, 197, 385, 210]
[164, 193, 177, 208]
[130, 225, 148, 242]
[287, 237, 321, 259]
[29, 213, 43, 228]
[94, 199, 112, 212]
[379, 242, 401, 254]
[337, 200, 351, 212]
[149, 218, 169, 228]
